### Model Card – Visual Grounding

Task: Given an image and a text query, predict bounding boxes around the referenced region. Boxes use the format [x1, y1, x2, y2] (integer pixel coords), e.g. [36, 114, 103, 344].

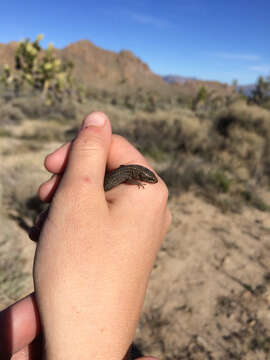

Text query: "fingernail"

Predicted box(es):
[82, 112, 107, 128]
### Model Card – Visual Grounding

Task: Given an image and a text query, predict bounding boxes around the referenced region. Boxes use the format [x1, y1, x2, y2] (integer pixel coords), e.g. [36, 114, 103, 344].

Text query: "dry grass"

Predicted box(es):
[0, 95, 78, 124]
[0, 247, 28, 304]
[0, 213, 35, 307]
[0, 103, 24, 125]
[112, 99, 270, 212]
[1, 93, 270, 216]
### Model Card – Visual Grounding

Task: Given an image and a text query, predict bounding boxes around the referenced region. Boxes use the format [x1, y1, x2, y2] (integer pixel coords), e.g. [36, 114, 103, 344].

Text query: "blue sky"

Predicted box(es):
[0, 0, 269, 85]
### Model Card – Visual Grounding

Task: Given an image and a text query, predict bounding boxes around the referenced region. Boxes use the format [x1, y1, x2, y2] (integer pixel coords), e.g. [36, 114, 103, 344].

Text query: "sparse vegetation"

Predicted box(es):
[192, 85, 207, 110]
[0, 84, 269, 213]
[112, 99, 270, 212]
[248, 76, 270, 109]
[0, 250, 29, 303]
[0, 35, 75, 104]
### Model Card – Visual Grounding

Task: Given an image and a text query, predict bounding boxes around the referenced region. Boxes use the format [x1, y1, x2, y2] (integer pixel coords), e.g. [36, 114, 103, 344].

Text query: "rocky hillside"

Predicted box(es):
[0, 40, 234, 97]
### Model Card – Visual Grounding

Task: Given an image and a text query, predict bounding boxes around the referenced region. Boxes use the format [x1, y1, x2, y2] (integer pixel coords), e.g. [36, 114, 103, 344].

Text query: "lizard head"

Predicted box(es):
[137, 166, 158, 184]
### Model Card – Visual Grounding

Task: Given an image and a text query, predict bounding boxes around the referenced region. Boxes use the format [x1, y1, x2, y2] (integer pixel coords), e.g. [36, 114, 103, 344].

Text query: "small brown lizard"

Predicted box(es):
[104, 164, 158, 191]
[29, 164, 158, 241]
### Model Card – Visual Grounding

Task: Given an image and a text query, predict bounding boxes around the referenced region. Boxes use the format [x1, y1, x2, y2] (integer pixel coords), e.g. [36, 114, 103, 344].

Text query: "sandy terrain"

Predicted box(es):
[1, 124, 270, 359]
[137, 194, 270, 359]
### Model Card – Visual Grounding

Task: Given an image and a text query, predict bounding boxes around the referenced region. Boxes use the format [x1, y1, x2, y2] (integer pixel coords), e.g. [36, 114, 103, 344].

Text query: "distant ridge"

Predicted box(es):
[237, 84, 256, 96]
[0, 40, 234, 97]
[0, 40, 166, 92]
[163, 75, 198, 84]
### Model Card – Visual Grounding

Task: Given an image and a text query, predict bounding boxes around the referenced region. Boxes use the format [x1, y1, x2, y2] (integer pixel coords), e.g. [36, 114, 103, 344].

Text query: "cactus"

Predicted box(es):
[1, 34, 78, 103]
[1, 65, 12, 86]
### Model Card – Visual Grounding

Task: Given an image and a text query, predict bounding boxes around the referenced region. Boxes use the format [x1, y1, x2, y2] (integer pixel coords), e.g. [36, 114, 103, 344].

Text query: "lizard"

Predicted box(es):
[29, 164, 158, 242]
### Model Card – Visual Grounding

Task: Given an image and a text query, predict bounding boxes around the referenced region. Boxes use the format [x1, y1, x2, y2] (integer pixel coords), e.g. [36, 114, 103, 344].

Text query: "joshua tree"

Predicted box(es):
[1, 34, 75, 103]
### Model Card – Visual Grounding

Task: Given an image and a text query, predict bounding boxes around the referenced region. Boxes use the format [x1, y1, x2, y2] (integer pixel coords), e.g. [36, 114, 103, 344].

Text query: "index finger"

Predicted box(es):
[107, 134, 152, 170]
[44, 134, 153, 175]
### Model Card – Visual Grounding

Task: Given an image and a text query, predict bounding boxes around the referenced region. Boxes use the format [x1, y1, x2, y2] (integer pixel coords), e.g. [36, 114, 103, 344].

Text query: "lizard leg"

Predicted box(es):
[125, 178, 145, 189]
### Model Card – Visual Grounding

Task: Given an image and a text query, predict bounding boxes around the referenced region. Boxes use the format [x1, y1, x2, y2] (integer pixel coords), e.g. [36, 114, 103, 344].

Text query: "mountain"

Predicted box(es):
[163, 75, 198, 84]
[0, 40, 172, 95]
[237, 84, 256, 96]
[0, 40, 234, 97]
[0, 42, 18, 67]
[61, 40, 169, 91]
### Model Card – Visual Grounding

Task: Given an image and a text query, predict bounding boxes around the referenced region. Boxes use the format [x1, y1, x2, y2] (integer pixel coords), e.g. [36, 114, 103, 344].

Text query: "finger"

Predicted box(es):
[43, 110, 111, 175]
[40, 135, 147, 203]
[38, 174, 61, 202]
[44, 130, 150, 177]
[11, 347, 29, 360]
[44, 112, 110, 174]
[11, 336, 42, 360]
[44, 142, 71, 174]
[44, 133, 151, 177]
[107, 134, 150, 171]
[56, 112, 112, 200]
[0, 293, 40, 358]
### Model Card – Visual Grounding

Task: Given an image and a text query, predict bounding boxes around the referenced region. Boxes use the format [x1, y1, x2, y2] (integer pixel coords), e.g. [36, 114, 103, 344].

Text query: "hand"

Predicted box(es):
[0, 112, 171, 360]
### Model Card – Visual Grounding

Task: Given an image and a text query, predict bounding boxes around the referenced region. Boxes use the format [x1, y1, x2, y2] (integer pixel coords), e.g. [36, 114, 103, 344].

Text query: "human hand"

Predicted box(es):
[0, 112, 171, 360]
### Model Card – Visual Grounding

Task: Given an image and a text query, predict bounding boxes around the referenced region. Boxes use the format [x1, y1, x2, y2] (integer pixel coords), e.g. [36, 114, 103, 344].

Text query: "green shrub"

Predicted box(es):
[208, 170, 232, 193]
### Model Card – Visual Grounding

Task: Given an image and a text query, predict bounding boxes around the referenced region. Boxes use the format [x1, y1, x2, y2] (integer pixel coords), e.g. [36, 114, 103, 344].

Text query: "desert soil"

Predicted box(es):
[1, 129, 270, 360]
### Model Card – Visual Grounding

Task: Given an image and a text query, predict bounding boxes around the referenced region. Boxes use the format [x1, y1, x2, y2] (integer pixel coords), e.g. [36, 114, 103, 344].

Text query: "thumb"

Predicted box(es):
[60, 111, 112, 195]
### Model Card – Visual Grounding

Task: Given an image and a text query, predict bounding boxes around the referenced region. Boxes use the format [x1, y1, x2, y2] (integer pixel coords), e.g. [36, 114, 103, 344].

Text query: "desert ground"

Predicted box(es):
[1, 95, 270, 360]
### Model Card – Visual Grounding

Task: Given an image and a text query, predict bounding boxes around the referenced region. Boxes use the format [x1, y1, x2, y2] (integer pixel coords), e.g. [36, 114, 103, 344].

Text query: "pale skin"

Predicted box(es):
[0, 112, 171, 360]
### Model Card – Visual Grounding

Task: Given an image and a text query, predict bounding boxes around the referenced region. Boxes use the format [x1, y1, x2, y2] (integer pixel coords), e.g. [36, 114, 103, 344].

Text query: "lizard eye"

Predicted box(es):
[140, 171, 157, 182]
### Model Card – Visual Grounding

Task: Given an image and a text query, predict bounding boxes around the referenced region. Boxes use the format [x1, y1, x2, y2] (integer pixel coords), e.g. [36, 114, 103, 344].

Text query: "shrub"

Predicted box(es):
[0, 104, 24, 124]
[11, 96, 77, 121]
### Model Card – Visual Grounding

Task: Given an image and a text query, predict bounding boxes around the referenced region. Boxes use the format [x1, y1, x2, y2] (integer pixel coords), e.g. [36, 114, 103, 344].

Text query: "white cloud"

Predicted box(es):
[249, 65, 270, 73]
[130, 13, 172, 29]
[214, 52, 261, 61]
